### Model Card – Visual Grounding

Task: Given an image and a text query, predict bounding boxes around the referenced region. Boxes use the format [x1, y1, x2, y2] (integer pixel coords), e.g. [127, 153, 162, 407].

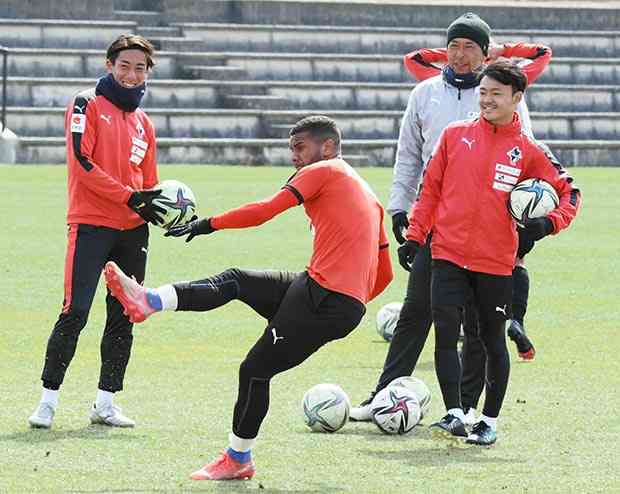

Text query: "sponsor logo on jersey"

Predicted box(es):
[129, 136, 149, 166]
[493, 162, 522, 192]
[70, 114, 86, 133]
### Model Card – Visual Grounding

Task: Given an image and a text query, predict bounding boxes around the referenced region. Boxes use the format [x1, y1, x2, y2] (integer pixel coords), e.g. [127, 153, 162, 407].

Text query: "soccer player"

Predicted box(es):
[28, 35, 164, 429]
[402, 22, 553, 360]
[104, 116, 394, 480]
[350, 12, 551, 424]
[400, 61, 580, 445]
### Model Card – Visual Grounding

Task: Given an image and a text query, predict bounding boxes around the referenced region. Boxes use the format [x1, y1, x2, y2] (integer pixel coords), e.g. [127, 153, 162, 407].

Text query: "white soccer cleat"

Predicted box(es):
[90, 404, 135, 428]
[29, 402, 55, 429]
[349, 396, 374, 422]
[463, 408, 478, 427]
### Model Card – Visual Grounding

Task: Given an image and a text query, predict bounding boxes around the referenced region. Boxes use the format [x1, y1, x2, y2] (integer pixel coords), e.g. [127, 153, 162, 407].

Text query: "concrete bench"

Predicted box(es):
[15, 136, 620, 167]
[7, 106, 620, 142]
[5, 48, 619, 86]
[175, 23, 620, 58]
[6, 78, 620, 112]
[0, 19, 136, 48]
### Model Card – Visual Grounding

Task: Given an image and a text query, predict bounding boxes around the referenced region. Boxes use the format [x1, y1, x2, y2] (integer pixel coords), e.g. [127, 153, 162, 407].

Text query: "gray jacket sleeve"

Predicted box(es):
[517, 98, 533, 138]
[387, 88, 425, 216]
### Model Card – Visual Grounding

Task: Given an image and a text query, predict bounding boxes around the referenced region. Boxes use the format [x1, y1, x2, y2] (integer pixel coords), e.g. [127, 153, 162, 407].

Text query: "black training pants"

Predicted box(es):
[374, 239, 486, 410]
[431, 260, 512, 418]
[41, 223, 149, 392]
[174, 269, 365, 439]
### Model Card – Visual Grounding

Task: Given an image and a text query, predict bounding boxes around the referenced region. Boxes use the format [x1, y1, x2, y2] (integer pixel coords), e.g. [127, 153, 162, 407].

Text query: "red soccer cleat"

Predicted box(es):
[104, 261, 156, 323]
[190, 451, 256, 481]
[519, 347, 536, 360]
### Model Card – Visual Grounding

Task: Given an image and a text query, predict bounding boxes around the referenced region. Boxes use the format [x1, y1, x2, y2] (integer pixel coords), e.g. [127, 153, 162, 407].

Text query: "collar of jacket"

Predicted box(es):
[479, 112, 522, 135]
[95, 73, 146, 112]
[442, 65, 480, 90]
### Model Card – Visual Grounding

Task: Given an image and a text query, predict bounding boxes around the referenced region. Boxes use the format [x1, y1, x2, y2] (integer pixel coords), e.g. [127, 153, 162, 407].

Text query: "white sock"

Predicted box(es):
[156, 284, 178, 311]
[96, 389, 114, 410]
[480, 414, 498, 431]
[229, 432, 257, 452]
[447, 408, 465, 421]
[41, 388, 59, 409]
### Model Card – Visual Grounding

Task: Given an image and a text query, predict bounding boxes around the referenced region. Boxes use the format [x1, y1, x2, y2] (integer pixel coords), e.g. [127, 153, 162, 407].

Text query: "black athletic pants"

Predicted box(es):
[174, 269, 365, 440]
[41, 223, 148, 392]
[374, 239, 486, 411]
[431, 260, 512, 418]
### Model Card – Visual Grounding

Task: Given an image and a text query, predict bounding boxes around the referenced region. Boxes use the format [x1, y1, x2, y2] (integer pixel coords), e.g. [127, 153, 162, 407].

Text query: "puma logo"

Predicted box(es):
[462, 137, 475, 150]
[74, 104, 85, 113]
[271, 328, 284, 345]
[100, 114, 112, 125]
[495, 305, 507, 315]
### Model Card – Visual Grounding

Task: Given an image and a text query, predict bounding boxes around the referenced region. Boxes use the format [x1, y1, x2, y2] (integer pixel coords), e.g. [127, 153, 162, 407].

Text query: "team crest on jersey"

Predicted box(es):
[507, 146, 522, 164]
[136, 120, 145, 138]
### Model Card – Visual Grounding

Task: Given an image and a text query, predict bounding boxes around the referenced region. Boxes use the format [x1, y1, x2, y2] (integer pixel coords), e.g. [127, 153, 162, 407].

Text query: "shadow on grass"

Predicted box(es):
[66, 481, 345, 493]
[0, 425, 146, 444]
[360, 446, 524, 466]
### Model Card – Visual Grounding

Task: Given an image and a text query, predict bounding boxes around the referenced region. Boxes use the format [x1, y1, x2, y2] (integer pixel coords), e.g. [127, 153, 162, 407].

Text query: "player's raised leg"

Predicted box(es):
[190, 273, 365, 480]
[104, 262, 297, 324]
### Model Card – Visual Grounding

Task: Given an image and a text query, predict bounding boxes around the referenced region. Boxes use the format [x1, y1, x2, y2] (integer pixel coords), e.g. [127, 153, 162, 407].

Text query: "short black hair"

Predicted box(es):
[480, 60, 527, 94]
[106, 34, 156, 69]
[290, 115, 341, 148]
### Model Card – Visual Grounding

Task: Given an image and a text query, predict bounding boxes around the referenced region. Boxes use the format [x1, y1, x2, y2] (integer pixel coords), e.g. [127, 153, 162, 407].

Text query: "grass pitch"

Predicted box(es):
[1, 165, 618, 493]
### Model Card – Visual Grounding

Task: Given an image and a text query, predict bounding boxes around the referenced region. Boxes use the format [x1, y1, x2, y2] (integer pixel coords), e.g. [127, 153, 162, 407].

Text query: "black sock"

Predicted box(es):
[512, 266, 529, 325]
[43, 380, 61, 391]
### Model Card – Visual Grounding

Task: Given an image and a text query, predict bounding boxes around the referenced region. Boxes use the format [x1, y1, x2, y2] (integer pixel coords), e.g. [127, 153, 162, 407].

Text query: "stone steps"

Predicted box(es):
[7, 107, 620, 141]
[0, 19, 137, 49]
[176, 22, 620, 57]
[5, 48, 619, 85]
[6, 77, 620, 112]
[16, 136, 620, 166]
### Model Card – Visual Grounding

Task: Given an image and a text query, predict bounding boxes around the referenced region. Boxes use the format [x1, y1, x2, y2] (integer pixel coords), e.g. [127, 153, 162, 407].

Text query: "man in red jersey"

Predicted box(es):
[28, 35, 164, 430]
[400, 61, 580, 445]
[104, 116, 394, 480]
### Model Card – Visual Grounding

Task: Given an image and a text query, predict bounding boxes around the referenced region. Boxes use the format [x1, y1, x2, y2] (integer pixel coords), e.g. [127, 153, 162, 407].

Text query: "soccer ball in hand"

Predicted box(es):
[508, 178, 559, 227]
[375, 302, 402, 342]
[302, 383, 350, 433]
[152, 180, 197, 230]
[371, 385, 421, 434]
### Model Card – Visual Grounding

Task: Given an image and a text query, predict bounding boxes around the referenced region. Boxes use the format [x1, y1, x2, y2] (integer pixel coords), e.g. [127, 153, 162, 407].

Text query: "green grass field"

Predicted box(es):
[1, 165, 618, 493]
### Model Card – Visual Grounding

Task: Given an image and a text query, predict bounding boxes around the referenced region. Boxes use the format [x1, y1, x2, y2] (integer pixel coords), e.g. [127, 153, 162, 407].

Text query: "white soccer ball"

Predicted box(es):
[376, 302, 402, 342]
[508, 178, 559, 226]
[370, 385, 421, 435]
[388, 376, 431, 420]
[302, 383, 350, 433]
[152, 179, 197, 230]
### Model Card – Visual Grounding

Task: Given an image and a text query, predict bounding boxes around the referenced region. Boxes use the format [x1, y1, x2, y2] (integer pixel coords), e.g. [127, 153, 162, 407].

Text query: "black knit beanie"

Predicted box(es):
[446, 13, 491, 55]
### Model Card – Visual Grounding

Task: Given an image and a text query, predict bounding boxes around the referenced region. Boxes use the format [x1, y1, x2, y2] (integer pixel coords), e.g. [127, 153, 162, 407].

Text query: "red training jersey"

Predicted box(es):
[65, 88, 159, 230]
[406, 114, 581, 276]
[211, 159, 394, 304]
[404, 43, 552, 84]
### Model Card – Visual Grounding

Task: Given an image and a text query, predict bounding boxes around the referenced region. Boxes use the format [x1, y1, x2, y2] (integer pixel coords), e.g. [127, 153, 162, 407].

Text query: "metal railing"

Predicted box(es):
[0, 45, 7, 133]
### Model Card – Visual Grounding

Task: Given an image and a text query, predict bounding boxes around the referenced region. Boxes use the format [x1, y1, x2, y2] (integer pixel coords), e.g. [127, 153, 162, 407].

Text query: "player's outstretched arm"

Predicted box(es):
[165, 188, 300, 242]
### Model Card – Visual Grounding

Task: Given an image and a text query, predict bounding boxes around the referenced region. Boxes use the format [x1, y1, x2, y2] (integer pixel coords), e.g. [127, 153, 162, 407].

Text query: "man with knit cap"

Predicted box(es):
[350, 12, 552, 425]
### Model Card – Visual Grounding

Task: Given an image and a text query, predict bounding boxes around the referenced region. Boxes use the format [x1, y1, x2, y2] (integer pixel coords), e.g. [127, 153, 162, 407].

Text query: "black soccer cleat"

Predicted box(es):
[466, 421, 497, 446]
[430, 414, 467, 441]
[507, 320, 536, 360]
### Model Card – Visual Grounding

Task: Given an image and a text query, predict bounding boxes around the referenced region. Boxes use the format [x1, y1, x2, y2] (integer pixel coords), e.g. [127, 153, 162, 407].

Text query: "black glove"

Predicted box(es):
[391, 212, 410, 245]
[522, 217, 554, 242]
[127, 189, 165, 225]
[397, 240, 420, 272]
[516, 227, 535, 259]
[164, 216, 215, 242]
